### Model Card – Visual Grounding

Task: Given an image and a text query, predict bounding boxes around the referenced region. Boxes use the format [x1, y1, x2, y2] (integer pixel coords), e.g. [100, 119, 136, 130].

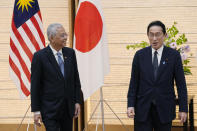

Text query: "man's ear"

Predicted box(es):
[164, 33, 167, 38]
[50, 35, 54, 43]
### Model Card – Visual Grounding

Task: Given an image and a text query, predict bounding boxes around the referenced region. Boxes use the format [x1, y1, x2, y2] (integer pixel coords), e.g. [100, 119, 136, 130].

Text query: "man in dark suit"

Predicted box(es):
[127, 21, 188, 131]
[31, 23, 81, 131]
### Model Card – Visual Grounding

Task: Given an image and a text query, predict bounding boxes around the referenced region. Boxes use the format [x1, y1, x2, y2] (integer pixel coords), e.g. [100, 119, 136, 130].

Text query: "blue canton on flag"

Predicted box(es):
[13, 0, 40, 28]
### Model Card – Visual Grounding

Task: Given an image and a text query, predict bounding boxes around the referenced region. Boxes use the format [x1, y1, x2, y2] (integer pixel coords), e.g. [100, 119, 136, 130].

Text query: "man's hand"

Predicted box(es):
[34, 113, 42, 127]
[127, 107, 135, 118]
[74, 103, 80, 118]
[179, 112, 187, 123]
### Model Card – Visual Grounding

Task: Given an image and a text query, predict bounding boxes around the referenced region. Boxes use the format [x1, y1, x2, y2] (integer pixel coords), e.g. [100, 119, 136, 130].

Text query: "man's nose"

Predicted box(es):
[153, 36, 157, 40]
[64, 35, 68, 40]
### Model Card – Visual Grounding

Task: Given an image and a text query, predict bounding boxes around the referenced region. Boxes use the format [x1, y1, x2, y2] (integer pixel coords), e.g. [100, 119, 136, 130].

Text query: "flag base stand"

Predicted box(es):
[16, 104, 37, 131]
[83, 87, 129, 131]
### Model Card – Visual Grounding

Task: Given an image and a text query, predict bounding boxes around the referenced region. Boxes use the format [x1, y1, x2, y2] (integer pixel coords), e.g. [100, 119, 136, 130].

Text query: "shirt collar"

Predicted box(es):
[49, 44, 63, 56]
[152, 45, 164, 56]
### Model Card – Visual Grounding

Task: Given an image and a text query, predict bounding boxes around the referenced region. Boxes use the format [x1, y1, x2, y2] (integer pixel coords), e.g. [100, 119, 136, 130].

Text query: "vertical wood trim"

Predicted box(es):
[75, 0, 79, 13]
[69, 1, 85, 131]
[68, 1, 76, 130]
[68, 0, 75, 48]
[85, 98, 90, 131]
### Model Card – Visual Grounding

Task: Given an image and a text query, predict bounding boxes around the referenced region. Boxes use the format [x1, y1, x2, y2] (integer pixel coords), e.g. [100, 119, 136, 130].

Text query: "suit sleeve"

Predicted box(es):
[72, 49, 81, 104]
[31, 52, 42, 112]
[174, 52, 188, 112]
[127, 52, 140, 107]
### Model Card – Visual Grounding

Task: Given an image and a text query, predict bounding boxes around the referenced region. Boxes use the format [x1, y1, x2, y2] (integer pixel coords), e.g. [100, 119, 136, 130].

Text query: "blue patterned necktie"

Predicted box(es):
[57, 52, 64, 76]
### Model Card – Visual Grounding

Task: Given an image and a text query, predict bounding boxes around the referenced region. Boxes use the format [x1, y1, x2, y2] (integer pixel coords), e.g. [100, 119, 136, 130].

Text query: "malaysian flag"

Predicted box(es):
[9, 0, 45, 98]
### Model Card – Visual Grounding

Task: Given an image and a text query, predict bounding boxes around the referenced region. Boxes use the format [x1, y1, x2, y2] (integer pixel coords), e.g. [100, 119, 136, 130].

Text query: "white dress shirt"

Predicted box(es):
[151, 45, 164, 66]
[34, 45, 64, 115]
[49, 44, 64, 63]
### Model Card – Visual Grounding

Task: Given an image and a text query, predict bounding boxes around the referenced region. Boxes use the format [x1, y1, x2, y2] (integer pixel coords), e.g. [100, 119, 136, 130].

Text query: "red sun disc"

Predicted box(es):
[74, 1, 103, 53]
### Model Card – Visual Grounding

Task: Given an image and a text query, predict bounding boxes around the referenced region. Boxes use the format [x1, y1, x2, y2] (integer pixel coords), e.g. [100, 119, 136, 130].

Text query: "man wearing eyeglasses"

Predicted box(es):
[31, 23, 81, 131]
[127, 21, 188, 131]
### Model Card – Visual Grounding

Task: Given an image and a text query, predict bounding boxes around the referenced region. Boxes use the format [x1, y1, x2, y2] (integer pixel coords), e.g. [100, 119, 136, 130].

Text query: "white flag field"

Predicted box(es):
[74, 0, 110, 100]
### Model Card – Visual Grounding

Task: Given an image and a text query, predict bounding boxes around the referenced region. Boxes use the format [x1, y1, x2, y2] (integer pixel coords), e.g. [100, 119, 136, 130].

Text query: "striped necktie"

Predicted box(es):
[153, 51, 158, 80]
[57, 52, 64, 76]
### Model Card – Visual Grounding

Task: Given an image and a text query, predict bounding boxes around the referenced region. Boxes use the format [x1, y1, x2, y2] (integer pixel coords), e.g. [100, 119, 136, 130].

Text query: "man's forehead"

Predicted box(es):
[149, 26, 163, 33]
[56, 27, 64, 31]
[56, 27, 67, 33]
[149, 30, 162, 33]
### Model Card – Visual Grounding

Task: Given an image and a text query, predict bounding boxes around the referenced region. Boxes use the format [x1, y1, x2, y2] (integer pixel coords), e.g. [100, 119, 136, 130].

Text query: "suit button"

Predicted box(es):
[152, 99, 156, 105]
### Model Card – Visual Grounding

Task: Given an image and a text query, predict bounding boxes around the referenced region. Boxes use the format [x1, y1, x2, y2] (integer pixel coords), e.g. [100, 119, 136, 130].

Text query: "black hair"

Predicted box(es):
[147, 20, 166, 35]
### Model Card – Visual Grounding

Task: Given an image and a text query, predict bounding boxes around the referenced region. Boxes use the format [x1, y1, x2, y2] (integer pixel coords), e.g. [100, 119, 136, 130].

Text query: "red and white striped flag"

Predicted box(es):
[74, 0, 110, 100]
[9, 0, 45, 98]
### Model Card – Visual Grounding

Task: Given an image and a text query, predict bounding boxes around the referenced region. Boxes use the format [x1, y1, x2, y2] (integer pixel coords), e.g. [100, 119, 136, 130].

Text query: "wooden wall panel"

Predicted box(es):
[101, 0, 197, 7]
[103, 7, 197, 34]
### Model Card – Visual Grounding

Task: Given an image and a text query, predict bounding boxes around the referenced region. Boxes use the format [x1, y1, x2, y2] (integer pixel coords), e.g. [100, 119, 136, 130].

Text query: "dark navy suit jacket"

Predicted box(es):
[127, 46, 188, 123]
[31, 46, 81, 119]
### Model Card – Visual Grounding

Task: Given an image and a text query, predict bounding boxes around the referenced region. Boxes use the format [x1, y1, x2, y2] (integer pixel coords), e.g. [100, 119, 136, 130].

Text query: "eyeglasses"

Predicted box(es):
[148, 32, 163, 38]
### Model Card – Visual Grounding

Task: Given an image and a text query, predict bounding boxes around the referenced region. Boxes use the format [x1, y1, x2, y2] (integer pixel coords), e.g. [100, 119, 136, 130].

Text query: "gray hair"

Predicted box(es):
[47, 23, 63, 41]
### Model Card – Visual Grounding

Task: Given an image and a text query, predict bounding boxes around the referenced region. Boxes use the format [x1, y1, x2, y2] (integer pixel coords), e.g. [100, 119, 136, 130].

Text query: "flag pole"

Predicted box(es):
[16, 104, 31, 131]
[100, 87, 105, 131]
[68, 1, 86, 131]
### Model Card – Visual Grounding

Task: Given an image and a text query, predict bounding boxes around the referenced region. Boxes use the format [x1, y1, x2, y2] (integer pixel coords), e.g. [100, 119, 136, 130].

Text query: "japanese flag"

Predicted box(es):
[74, 0, 110, 101]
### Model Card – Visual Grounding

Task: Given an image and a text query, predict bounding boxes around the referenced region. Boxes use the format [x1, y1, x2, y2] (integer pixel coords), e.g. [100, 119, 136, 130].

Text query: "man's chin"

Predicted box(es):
[151, 45, 158, 50]
[63, 43, 67, 47]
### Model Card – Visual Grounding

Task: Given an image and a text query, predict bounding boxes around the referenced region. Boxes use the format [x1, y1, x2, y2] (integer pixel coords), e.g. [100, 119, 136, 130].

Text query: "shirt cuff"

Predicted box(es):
[34, 111, 41, 115]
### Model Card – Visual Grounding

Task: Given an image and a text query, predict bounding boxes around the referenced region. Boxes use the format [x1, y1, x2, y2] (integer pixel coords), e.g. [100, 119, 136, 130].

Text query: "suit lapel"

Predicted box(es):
[45, 46, 64, 78]
[156, 46, 169, 80]
[62, 47, 69, 79]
